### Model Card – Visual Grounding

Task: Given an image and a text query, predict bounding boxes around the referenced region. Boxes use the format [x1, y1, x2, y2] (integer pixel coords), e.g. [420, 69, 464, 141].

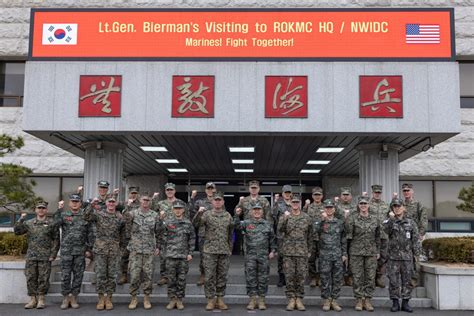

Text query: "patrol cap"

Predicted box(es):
[129, 186, 139, 193]
[69, 194, 81, 202]
[312, 187, 323, 195]
[164, 182, 176, 190]
[213, 191, 224, 200]
[324, 199, 335, 208]
[390, 198, 403, 207]
[291, 194, 301, 202]
[36, 200, 48, 208]
[402, 183, 413, 190]
[106, 196, 116, 202]
[248, 180, 260, 188]
[371, 184, 383, 193]
[282, 184, 293, 193]
[358, 196, 369, 204]
[97, 180, 110, 188]
[173, 200, 186, 209]
[340, 187, 351, 195]
[251, 202, 263, 209]
[205, 182, 216, 189]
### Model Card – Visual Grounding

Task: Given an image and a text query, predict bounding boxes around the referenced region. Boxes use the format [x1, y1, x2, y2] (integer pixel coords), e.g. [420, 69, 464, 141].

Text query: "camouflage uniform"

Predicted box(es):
[314, 216, 347, 300]
[84, 205, 125, 295]
[55, 208, 93, 296]
[336, 198, 356, 283]
[235, 196, 273, 225]
[125, 208, 160, 296]
[158, 216, 195, 299]
[234, 213, 276, 297]
[370, 197, 390, 283]
[193, 208, 234, 299]
[190, 196, 213, 277]
[346, 212, 381, 299]
[305, 201, 324, 281]
[14, 217, 60, 296]
[277, 211, 313, 299]
[120, 197, 140, 279]
[272, 196, 291, 279]
[384, 215, 421, 300]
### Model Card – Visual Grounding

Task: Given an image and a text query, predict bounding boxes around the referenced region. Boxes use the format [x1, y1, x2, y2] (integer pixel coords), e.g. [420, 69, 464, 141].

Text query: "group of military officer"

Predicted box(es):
[15, 179, 426, 313]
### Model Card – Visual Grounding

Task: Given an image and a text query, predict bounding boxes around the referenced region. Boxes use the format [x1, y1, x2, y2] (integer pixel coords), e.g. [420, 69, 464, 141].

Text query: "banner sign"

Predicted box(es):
[29, 8, 455, 61]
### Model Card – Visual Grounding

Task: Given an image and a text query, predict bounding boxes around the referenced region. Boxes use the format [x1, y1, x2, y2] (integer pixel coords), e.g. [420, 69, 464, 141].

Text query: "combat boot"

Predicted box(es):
[277, 273, 286, 287]
[157, 276, 168, 286]
[118, 273, 128, 285]
[197, 273, 205, 286]
[310, 277, 318, 287]
[69, 294, 79, 309]
[315, 274, 321, 286]
[60, 295, 70, 309]
[105, 294, 113, 310]
[286, 298, 296, 311]
[176, 298, 185, 310]
[205, 297, 215, 311]
[355, 298, 363, 311]
[128, 295, 138, 310]
[143, 294, 152, 310]
[247, 296, 257, 310]
[96, 294, 105, 310]
[166, 297, 177, 310]
[344, 275, 353, 286]
[363, 298, 374, 312]
[401, 299, 413, 313]
[258, 296, 267, 310]
[295, 298, 306, 311]
[36, 295, 45, 309]
[24, 296, 37, 309]
[322, 299, 331, 311]
[331, 299, 342, 312]
[216, 296, 228, 310]
[376, 275, 386, 288]
[391, 299, 400, 312]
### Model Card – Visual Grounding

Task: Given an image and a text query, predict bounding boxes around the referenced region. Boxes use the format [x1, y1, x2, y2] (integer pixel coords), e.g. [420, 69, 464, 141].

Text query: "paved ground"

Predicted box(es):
[1, 304, 473, 316]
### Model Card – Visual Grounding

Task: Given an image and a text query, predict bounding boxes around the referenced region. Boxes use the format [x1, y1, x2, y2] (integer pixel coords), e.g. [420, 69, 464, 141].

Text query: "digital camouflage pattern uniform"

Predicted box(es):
[55, 208, 94, 296]
[277, 210, 313, 299]
[158, 214, 195, 299]
[272, 196, 291, 279]
[84, 204, 125, 295]
[384, 214, 421, 300]
[314, 213, 347, 300]
[125, 208, 160, 296]
[190, 196, 213, 277]
[369, 194, 390, 284]
[235, 196, 273, 225]
[14, 216, 60, 297]
[336, 193, 356, 283]
[234, 210, 276, 297]
[305, 201, 324, 282]
[120, 197, 140, 279]
[346, 212, 381, 299]
[193, 206, 234, 299]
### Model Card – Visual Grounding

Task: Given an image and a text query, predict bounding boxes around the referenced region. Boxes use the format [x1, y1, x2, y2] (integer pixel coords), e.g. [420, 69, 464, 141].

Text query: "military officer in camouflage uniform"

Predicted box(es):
[346, 196, 382, 312]
[336, 187, 356, 286]
[193, 192, 234, 311]
[234, 202, 276, 310]
[369, 184, 390, 288]
[272, 184, 293, 287]
[402, 183, 428, 286]
[384, 198, 421, 313]
[84, 196, 126, 311]
[153, 182, 188, 286]
[55, 194, 94, 309]
[118, 186, 141, 285]
[15, 201, 60, 309]
[158, 200, 195, 310]
[314, 199, 347, 312]
[278, 194, 313, 311]
[190, 182, 216, 286]
[235, 180, 273, 224]
[303, 186, 325, 287]
[125, 194, 160, 310]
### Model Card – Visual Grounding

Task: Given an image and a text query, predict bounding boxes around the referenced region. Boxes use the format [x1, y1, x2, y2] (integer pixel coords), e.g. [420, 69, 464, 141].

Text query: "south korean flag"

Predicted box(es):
[42, 24, 78, 45]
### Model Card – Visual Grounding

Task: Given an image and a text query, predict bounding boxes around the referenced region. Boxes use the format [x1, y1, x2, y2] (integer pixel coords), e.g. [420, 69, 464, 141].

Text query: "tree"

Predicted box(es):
[457, 181, 474, 214]
[0, 134, 39, 212]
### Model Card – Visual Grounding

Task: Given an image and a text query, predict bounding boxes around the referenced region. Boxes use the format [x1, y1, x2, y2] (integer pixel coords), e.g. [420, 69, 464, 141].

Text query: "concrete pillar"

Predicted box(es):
[82, 141, 126, 201]
[356, 143, 402, 202]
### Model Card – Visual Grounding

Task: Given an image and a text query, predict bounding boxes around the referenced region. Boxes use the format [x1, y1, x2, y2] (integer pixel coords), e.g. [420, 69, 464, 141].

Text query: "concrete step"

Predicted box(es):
[44, 293, 432, 308]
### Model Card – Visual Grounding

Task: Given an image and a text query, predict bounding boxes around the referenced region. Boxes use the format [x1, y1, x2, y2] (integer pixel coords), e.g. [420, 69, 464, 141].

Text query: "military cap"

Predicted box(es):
[206, 182, 216, 189]
[164, 182, 176, 189]
[324, 199, 335, 208]
[312, 186, 323, 194]
[390, 198, 403, 207]
[106, 196, 116, 202]
[213, 191, 224, 200]
[340, 187, 351, 195]
[402, 183, 413, 190]
[282, 184, 293, 193]
[248, 180, 260, 188]
[291, 194, 301, 202]
[129, 186, 139, 193]
[358, 196, 369, 204]
[251, 202, 263, 209]
[36, 200, 48, 208]
[173, 200, 186, 209]
[97, 180, 110, 188]
[371, 184, 383, 193]
[69, 194, 82, 202]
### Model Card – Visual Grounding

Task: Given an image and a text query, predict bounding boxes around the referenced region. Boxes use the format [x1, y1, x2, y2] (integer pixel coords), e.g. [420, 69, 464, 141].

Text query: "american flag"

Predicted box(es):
[405, 24, 440, 44]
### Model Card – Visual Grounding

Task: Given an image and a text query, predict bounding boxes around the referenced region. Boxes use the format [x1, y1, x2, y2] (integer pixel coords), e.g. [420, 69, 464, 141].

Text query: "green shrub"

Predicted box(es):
[423, 237, 474, 263]
[0, 232, 27, 256]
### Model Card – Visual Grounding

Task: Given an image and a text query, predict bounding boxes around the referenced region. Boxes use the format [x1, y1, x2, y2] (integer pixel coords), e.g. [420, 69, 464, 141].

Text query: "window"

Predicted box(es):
[434, 181, 474, 218]
[0, 62, 25, 107]
[460, 63, 474, 108]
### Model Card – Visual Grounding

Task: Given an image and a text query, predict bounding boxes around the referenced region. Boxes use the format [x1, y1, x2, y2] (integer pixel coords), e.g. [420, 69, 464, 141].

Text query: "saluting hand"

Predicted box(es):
[235, 208, 242, 216]
[191, 190, 197, 199]
[305, 199, 311, 206]
[389, 211, 395, 219]
[269, 252, 275, 260]
[153, 192, 160, 199]
[187, 255, 193, 261]
[159, 211, 165, 219]
[198, 206, 206, 214]
[20, 212, 27, 219]
[284, 211, 290, 218]
[113, 188, 119, 195]
[154, 248, 160, 256]
[274, 194, 280, 203]
[58, 200, 64, 209]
